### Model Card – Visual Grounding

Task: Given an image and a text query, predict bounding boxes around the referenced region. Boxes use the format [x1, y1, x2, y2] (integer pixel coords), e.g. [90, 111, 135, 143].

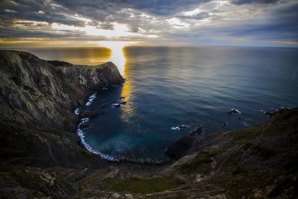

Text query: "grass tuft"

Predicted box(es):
[178, 151, 215, 176]
[100, 177, 184, 194]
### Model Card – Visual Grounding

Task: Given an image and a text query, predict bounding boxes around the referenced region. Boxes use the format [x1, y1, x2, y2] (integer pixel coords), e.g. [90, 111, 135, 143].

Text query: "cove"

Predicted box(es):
[76, 46, 298, 163]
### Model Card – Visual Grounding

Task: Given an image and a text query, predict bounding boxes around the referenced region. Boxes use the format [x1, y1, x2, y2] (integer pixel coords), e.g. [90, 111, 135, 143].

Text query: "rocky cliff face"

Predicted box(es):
[0, 50, 123, 131]
[0, 50, 123, 168]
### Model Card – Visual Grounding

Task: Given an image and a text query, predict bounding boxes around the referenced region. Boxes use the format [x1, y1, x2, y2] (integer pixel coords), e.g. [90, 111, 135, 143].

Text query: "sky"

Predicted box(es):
[0, 0, 297, 48]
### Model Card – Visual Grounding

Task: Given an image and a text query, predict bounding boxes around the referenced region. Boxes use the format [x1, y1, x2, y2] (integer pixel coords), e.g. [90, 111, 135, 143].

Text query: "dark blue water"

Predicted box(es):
[28, 46, 298, 163]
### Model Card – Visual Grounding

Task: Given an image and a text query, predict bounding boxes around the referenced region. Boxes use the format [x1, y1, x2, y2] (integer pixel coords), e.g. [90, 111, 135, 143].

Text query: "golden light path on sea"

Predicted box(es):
[98, 41, 135, 122]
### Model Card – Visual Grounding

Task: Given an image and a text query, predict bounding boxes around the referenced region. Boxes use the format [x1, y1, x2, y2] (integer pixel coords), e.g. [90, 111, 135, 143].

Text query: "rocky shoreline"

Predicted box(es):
[0, 50, 297, 198]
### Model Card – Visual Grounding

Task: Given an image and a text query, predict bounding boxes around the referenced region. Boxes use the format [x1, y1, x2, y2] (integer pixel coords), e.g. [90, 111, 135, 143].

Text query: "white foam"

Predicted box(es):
[74, 92, 121, 161]
[77, 128, 117, 161]
[77, 125, 168, 163]
[75, 92, 167, 163]
[112, 103, 120, 108]
[230, 108, 241, 114]
[171, 126, 180, 130]
[242, 121, 249, 127]
[74, 107, 80, 115]
[85, 93, 97, 106]
[81, 117, 90, 123]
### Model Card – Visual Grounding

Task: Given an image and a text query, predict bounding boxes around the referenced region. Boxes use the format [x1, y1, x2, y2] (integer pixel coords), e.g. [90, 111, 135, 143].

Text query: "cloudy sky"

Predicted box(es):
[0, 0, 297, 47]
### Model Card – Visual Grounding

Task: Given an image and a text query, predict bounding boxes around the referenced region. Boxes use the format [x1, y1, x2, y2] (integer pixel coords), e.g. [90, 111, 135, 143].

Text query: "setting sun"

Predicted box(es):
[97, 41, 135, 75]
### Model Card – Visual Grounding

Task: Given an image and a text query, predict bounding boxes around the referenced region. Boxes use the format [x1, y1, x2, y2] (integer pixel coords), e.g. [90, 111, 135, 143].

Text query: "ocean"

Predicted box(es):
[25, 46, 298, 163]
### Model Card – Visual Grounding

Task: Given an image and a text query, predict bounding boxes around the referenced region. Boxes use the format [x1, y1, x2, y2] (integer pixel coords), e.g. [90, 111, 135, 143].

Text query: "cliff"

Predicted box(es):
[0, 50, 123, 131]
[0, 50, 123, 168]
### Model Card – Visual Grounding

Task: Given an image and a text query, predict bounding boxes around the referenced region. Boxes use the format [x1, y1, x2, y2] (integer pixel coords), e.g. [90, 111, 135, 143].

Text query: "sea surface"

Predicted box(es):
[24, 46, 298, 163]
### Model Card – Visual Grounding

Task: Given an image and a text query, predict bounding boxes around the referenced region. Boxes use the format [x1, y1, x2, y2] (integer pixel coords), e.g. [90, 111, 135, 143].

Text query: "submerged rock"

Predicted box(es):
[112, 103, 121, 108]
[222, 121, 228, 128]
[171, 124, 188, 131]
[227, 108, 241, 115]
[119, 101, 127, 105]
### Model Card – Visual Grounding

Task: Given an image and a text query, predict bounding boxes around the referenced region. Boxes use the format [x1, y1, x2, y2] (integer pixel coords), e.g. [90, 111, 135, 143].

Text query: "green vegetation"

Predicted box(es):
[100, 177, 184, 194]
[265, 109, 298, 136]
[232, 126, 261, 144]
[63, 115, 73, 126]
[178, 151, 215, 176]
[217, 126, 262, 154]
[210, 168, 279, 198]
[249, 144, 275, 159]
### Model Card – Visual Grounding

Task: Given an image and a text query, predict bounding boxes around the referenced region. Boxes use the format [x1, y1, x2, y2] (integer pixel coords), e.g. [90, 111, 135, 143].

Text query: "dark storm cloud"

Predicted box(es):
[0, 28, 75, 39]
[226, 3, 298, 41]
[53, 0, 211, 16]
[0, 0, 84, 26]
[174, 2, 298, 46]
[119, 0, 211, 15]
[178, 11, 210, 20]
[232, 0, 280, 5]
[0, 0, 89, 40]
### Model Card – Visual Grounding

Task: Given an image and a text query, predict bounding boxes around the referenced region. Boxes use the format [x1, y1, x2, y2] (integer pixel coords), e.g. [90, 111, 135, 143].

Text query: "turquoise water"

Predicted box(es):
[29, 47, 298, 163]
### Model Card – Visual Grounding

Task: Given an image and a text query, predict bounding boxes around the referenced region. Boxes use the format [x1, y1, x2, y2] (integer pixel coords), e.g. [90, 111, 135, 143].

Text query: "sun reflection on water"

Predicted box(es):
[98, 41, 135, 121]
[120, 59, 135, 122]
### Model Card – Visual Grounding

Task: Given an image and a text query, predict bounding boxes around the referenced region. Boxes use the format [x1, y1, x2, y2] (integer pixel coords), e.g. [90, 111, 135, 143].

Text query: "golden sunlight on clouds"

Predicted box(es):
[85, 23, 130, 37]
[166, 18, 190, 29]
[51, 22, 158, 39]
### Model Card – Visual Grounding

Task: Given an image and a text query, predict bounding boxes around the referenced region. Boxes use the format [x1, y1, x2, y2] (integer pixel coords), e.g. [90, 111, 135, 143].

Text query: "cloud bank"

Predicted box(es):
[0, 0, 297, 47]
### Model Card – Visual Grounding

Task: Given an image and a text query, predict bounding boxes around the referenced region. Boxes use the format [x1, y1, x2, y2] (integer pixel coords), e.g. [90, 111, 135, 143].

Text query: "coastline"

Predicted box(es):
[0, 50, 297, 198]
[75, 87, 295, 164]
[76, 91, 119, 162]
[75, 90, 171, 164]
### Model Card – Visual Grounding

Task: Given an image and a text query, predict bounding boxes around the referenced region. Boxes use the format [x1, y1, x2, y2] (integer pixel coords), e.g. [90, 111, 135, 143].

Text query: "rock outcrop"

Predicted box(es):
[165, 127, 204, 159]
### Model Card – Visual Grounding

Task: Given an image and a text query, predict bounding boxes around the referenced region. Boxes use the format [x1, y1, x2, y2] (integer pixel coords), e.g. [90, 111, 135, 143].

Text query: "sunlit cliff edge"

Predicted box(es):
[0, 50, 297, 199]
[0, 50, 123, 131]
